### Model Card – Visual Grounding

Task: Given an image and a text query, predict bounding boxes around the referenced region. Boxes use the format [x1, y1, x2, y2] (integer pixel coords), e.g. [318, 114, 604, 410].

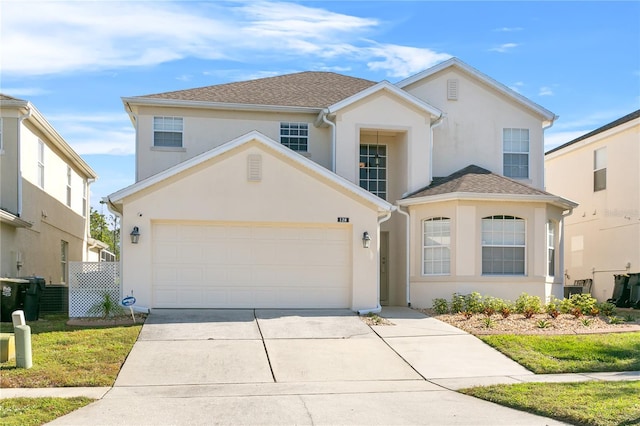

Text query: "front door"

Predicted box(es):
[380, 231, 389, 305]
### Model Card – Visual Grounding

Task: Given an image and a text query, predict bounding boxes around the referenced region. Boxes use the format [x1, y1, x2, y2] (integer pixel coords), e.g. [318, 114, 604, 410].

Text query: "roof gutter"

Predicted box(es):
[121, 97, 321, 115]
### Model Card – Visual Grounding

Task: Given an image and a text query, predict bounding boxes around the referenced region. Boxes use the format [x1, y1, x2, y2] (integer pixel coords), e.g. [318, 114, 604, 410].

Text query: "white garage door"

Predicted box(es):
[152, 222, 352, 308]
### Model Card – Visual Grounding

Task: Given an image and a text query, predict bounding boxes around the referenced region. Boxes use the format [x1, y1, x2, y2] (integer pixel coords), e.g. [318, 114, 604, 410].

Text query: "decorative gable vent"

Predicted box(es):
[247, 154, 262, 182]
[447, 79, 459, 100]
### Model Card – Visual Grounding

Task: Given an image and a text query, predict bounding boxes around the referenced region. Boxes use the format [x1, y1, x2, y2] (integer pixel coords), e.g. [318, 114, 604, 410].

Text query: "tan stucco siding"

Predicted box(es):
[120, 141, 381, 311]
[135, 107, 330, 180]
[545, 119, 640, 301]
[406, 199, 566, 308]
[404, 69, 546, 189]
[334, 91, 431, 194]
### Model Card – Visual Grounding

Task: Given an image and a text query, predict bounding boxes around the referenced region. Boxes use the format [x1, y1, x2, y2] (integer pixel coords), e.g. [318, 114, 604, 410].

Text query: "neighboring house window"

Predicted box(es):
[423, 217, 451, 275]
[482, 215, 526, 275]
[101, 250, 116, 262]
[280, 122, 308, 152]
[66, 166, 72, 207]
[37, 139, 45, 189]
[82, 181, 87, 217]
[547, 221, 555, 276]
[594, 147, 606, 191]
[153, 116, 183, 147]
[61, 240, 68, 284]
[359, 144, 387, 200]
[503, 128, 529, 179]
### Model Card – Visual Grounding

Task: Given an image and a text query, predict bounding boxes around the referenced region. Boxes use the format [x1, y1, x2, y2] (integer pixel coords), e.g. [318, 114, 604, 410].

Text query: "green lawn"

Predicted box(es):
[0, 397, 94, 426]
[461, 381, 640, 426]
[479, 332, 640, 374]
[0, 315, 142, 388]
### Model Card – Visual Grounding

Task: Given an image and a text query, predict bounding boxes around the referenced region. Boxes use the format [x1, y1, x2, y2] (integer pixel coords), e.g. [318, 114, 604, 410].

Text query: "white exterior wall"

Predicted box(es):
[545, 117, 640, 301]
[403, 69, 546, 189]
[119, 140, 382, 311]
[407, 200, 566, 308]
[134, 106, 330, 180]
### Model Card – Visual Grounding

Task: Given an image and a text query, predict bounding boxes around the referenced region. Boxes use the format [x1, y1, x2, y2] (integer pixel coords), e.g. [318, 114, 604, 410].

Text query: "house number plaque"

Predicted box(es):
[337, 217, 350, 223]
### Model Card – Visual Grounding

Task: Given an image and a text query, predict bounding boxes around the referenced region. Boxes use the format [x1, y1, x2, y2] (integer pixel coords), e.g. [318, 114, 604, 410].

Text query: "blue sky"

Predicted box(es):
[2, 1, 639, 210]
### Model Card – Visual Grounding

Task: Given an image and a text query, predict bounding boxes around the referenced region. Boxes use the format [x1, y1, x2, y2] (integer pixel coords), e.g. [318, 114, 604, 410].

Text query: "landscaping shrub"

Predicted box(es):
[432, 298, 449, 315]
[450, 293, 465, 313]
[464, 292, 484, 314]
[515, 293, 543, 318]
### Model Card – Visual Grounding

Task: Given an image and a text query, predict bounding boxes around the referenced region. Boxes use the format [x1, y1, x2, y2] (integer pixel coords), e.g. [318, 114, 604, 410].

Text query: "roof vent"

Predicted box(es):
[447, 79, 458, 100]
[247, 154, 262, 182]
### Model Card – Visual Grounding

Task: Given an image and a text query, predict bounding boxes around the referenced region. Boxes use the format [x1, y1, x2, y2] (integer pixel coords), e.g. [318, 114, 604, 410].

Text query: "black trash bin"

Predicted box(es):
[0, 278, 29, 322]
[21, 277, 46, 321]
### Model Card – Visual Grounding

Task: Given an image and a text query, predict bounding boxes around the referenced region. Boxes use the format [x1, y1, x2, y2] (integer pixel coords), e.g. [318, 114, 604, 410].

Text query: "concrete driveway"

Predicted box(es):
[50, 308, 567, 425]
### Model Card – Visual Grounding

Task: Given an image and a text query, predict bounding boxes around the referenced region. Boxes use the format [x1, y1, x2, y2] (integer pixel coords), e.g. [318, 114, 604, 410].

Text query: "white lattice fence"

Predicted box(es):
[69, 262, 120, 317]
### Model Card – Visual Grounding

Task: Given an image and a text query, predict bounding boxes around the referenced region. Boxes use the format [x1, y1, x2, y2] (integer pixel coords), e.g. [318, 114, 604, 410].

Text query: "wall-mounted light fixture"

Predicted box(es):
[362, 231, 371, 248]
[130, 226, 140, 244]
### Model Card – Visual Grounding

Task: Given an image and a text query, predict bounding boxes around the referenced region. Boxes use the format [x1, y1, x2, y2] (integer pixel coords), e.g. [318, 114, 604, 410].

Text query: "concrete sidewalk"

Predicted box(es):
[1, 307, 638, 425]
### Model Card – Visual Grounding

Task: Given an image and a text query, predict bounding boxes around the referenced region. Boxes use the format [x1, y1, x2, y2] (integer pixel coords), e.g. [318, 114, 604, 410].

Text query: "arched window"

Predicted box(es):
[423, 217, 450, 275]
[481, 215, 525, 275]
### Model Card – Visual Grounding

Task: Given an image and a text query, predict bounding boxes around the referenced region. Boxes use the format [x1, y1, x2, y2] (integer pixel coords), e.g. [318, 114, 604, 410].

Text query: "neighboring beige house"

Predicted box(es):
[545, 110, 640, 302]
[0, 94, 98, 284]
[108, 58, 575, 312]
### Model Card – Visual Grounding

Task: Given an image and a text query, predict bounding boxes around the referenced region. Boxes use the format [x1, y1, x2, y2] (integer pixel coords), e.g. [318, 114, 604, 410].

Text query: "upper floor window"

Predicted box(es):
[594, 147, 606, 191]
[153, 116, 183, 147]
[482, 215, 525, 275]
[280, 122, 308, 152]
[547, 221, 555, 276]
[503, 128, 529, 179]
[66, 166, 72, 207]
[359, 144, 387, 200]
[423, 217, 451, 275]
[37, 139, 45, 189]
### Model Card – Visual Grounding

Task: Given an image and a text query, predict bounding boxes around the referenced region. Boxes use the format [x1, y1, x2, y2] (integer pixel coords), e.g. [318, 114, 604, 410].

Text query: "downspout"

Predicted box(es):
[396, 204, 411, 307]
[84, 178, 96, 261]
[358, 210, 393, 316]
[559, 208, 574, 289]
[321, 109, 336, 172]
[428, 114, 446, 184]
[17, 107, 32, 216]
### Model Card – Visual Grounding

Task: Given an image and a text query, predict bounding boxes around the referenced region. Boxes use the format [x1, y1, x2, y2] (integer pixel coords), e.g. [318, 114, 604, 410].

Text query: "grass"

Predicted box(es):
[461, 381, 640, 426]
[0, 314, 142, 388]
[478, 332, 640, 374]
[0, 397, 94, 426]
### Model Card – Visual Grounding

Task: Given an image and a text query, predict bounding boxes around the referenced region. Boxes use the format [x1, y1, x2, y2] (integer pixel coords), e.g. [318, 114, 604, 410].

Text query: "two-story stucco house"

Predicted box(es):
[107, 58, 576, 312]
[1, 94, 98, 284]
[545, 110, 639, 302]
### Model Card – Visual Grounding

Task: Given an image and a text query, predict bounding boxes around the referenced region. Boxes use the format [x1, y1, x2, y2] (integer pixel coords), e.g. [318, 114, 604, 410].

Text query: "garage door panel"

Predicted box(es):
[152, 222, 352, 309]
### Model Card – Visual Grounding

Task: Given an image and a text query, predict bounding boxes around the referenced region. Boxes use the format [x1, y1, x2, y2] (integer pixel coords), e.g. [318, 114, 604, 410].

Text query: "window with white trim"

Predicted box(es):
[359, 144, 387, 200]
[547, 221, 555, 276]
[66, 166, 72, 207]
[280, 122, 308, 152]
[153, 116, 183, 147]
[423, 217, 451, 275]
[61, 240, 68, 284]
[482, 215, 525, 275]
[82, 181, 87, 217]
[594, 147, 606, 191]
[37, 139, 45, 189]
[503, 128, 529, 179]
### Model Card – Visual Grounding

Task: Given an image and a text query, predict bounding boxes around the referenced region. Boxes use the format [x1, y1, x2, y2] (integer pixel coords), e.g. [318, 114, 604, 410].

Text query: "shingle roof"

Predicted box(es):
[546, 109, 640, 155]
[0, 93, 26, 102]
[405, 165, 554, 199]
[137, 71, 377, 108]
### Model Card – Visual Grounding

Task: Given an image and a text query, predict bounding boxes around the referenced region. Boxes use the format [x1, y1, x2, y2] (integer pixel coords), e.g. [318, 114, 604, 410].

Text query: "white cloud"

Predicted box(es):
[509, 81, 525, 93]
[46, 113, 135, 155]
[489, 43, 519, 53]
[367, 44, 451, 78]
[494, 27, 523, 32]
[0, 87, 51, 97]
[0, 1, 448, 80]
[545, 130, 588, 151]
[539, 86, 554, 96]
